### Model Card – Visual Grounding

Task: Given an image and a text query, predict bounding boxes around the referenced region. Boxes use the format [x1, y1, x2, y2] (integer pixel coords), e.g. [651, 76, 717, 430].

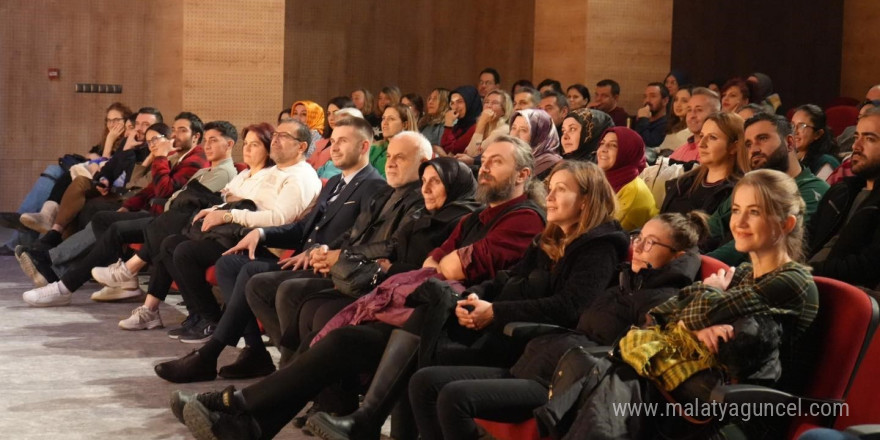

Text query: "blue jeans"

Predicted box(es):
[4, 164, 64, 249]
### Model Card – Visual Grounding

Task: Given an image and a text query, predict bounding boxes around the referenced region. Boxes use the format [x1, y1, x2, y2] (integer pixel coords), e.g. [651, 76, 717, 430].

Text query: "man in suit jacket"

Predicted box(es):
[154, 116, 388, 382]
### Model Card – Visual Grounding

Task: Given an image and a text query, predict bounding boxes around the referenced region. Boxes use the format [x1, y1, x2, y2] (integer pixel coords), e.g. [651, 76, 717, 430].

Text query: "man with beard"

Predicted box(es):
[706, 112, 828, 265]
[634, 82, 669, 148]
[807, 107, 880, 288]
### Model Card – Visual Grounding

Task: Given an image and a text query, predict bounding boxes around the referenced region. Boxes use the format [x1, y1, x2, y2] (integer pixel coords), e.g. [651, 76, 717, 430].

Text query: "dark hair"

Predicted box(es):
[278, 118, 314, 145]
[137, 107, 164, 124]
[537, 78, 563, 94]
[540, 90, 569, 110]
[402, 93, 425, 117]
[721, 78, 753, 102]
[102, 102, 133, 150]
[324, 96, 356, 139]
[744, 112, 792, 140]
[241, 122, 275, 167]
[566, 84, 591, 104]
[126, 113, 137, 125]
[203, 120, 238, 142]
[146, 122, 172, 138]
[647, 82, 670, 100]
[515, 86, 541, 107]
[794, 104, 839, 159]
[334, 115, 374, 145]
[655, 211, 710, 251]
[277, 108, 291, 124]
[596, 79, 621, 96]
[511, 79, 534, 96]
[174, 112, 204, 142]
[480, 67, 501, 85]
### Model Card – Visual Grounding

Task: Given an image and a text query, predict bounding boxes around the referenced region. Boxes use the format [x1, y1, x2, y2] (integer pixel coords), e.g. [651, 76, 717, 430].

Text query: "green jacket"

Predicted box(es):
[369, 141, 388, 178]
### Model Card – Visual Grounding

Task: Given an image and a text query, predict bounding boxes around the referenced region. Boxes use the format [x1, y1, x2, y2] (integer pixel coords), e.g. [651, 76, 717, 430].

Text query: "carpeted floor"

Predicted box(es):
[0, 230, 313, 439]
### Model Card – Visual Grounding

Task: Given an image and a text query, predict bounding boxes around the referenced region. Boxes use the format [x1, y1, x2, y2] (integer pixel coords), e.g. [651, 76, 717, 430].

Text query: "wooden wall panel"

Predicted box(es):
[534, 0, 673, 115]
[282, 0, 535, 111]
[671, 0, 844, 112]
[841, 0, 880, 99]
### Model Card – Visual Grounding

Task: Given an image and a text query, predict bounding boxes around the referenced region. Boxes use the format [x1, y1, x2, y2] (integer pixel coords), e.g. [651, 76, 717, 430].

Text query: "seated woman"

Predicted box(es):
[720, 77, 752, 113]
[792, 104, 840, 180]
[173, 160, 629, 440]
[559, 108, 614, 162]
[401, 93, 424, 123]
[661, 112, 747, 216]
[307, 96, 355, 172]
[457, 89, 513, 165]
[351, 88, 380, 129]
[597, 127, 658, 230]
[369, 104, 418, 178]
[656, 85, 693, 155]
[154, 156, 480, 383]
[420, 88, 450, 148]
[290, 100, 325, 157]
[565, 83, 590, 110]
[548, 169, 816, 439]
[439, 85, 481, 156]
[508, 108, 562, 180]
[408, 211, 708, 440]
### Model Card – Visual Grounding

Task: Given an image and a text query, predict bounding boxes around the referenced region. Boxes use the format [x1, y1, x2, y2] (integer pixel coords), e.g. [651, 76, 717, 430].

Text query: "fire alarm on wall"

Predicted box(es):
[48, 68, 60, 80]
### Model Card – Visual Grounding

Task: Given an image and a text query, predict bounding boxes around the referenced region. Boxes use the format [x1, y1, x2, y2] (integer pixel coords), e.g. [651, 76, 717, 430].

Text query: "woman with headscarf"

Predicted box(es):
[440, 85, 482, 156]
[291, 100, 326, 158]
[597, 126, 658, 230]
[509, 108, 562, 180]
[559, 108, 615, 162]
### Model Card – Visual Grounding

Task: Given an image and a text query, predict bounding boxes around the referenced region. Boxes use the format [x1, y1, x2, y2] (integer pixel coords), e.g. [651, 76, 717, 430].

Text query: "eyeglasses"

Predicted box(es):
[271, 131, 299, 142]
[147, 135, 168, 146]
[630, 233, 677, 253]
[105, 117, 124, 124]
[792, 122, 815, 133]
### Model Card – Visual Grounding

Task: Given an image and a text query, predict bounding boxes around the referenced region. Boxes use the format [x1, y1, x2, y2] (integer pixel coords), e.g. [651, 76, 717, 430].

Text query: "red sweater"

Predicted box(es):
[123, 145, 209, 213]
[428, 194, 545, 283]
[440, 125, 477, 155]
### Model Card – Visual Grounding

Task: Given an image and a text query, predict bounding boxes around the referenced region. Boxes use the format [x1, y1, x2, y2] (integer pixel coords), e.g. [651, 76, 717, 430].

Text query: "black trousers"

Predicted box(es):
[210, 254, 280, 348]
[149, 234, 189, 301]
[171, 238, 229, 322]
[59, 211, 152, 291]
[240, 322, 396, 439]
[408, 366, 548, 440]
[245, 270, 333, 362]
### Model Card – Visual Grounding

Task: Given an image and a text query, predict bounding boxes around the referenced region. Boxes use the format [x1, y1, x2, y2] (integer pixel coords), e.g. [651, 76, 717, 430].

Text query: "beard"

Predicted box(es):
[852, 153, 880, 181]
[752, 143, 789, 173]
[476, 171, 518, 204]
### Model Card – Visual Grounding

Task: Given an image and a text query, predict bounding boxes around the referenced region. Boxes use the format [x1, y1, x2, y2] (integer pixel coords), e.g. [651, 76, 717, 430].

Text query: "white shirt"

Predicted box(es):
[226, 160, 321, 228]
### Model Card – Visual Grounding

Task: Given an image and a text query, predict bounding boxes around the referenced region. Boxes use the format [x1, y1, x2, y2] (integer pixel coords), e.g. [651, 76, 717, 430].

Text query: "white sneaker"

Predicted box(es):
[23, 282, 71, 307]
[118, 306, 164, 330]
[91, 285, 144, 302]
[19, 201, 58, 234]
[91, 259, 138, 289]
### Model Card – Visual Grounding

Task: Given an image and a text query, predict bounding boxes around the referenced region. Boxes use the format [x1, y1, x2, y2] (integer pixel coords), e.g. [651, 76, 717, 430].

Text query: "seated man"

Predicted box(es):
[512, 86, 540, 111]
[588, 79, 629, 127]
[668, 87, 720, 162]
[807, 107, 880, 289]
[634, 82, 670, 148]
[707, 112, 828, 265]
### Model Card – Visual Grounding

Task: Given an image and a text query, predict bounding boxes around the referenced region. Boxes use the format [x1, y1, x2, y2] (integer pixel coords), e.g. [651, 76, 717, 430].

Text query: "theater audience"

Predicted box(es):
[664, 70, 689, 98]
[720, 77, 752, 113]
[748, 72, 782, 113]
[401, 93, 424, 122]
[352, 88, 380, 128]
[634, 82, 669, 148]
[459, 89, 512, 162]
[440, 85, 481, 156]
[656, 85, 693, 154]
[407, 211, 705, 440]
[560, 108, 614, 162]
[512, 86, 540, 111]
[477, 68, 500, 98]
[597, 127, 657, 230]
[539, 90, 569, 134]
[508, 109, 562, 180]
[707, 113, 828, 265]
[536, 78, 563, 94]
[792, 104, 840, 180]
[290, 100, 325, 157]
[307, 96, 355, 172]
[565, 83, 590, 110]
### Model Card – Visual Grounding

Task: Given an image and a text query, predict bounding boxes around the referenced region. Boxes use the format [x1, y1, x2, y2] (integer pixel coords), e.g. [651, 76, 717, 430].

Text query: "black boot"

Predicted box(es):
[306, 329, 420, 440]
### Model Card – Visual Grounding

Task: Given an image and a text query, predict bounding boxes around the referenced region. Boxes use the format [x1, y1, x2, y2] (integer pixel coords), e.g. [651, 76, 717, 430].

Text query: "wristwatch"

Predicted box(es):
[223, 212, 233, 223]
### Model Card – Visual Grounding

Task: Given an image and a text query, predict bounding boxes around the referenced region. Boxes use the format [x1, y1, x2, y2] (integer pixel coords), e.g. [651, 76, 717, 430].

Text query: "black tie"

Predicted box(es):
[329, 178, 347, 202]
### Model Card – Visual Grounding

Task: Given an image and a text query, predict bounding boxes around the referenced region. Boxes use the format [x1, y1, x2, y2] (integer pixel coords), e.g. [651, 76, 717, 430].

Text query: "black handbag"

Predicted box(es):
[186, 199, 257, 248]
[329, 250, 383, 297]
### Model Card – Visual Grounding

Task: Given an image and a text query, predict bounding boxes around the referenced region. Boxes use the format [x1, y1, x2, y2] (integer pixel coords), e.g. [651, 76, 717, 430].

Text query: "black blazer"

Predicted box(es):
[262, 165, 388, 251]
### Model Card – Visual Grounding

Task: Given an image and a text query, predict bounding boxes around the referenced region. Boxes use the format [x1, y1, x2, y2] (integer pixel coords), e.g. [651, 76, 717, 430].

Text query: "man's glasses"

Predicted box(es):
[271, 131, 300, 142]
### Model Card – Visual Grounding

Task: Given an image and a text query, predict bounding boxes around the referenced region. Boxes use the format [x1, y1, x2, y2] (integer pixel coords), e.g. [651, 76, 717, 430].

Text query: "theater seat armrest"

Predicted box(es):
[845, 425, 880, 439]
[710, 384, 844, 408]
[503, 322, 568, 340]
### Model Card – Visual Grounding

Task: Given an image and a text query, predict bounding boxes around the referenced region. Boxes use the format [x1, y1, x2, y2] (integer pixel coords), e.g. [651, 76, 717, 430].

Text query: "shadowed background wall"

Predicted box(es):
[0, 0, 877, 210]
